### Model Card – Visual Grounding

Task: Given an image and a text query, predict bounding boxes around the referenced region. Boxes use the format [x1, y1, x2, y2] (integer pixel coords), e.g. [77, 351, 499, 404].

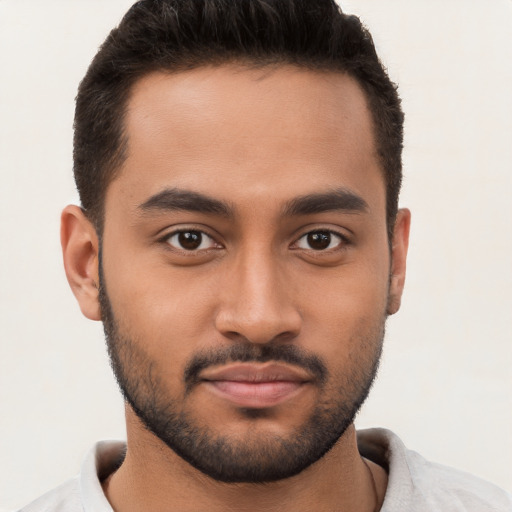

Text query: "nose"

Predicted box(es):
[214, 250, 302, 344]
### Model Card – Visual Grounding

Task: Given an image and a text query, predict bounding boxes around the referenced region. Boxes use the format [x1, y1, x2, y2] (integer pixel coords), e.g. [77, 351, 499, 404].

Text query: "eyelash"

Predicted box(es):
[293, 230, 350, 252]
[162, 229, 220, 252]
[160, 227, 350, 253]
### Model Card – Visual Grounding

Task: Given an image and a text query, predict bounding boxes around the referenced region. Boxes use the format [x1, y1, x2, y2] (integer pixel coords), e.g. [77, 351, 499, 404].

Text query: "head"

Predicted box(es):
[74, 0, 403, 239]
[62, 0, 409, 484]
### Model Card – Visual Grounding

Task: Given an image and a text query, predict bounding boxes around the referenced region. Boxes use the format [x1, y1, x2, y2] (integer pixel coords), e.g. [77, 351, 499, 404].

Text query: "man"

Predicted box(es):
[18, 0, 511, 511]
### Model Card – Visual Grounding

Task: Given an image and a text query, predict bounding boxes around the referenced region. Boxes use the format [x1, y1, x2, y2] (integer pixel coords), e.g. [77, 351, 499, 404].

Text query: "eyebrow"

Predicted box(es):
[138, 188, 234, 217]
[282, 188, 369, 217]
[138, 186, 368, 219]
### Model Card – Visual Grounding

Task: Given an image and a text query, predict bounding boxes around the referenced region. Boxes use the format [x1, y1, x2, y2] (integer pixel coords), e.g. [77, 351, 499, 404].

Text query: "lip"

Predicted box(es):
[200, 363, 312, 408]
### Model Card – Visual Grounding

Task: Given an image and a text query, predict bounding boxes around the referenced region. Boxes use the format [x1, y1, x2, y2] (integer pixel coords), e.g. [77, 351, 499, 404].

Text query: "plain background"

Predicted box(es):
[0, 0, 511, 509]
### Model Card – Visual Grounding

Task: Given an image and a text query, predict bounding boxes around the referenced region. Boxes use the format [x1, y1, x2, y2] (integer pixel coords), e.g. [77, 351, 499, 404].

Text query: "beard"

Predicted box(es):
[98, 261, 386, 483]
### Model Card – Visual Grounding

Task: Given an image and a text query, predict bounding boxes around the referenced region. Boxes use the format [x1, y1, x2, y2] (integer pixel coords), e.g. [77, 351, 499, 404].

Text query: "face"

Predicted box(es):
[88, 65, 407, 482]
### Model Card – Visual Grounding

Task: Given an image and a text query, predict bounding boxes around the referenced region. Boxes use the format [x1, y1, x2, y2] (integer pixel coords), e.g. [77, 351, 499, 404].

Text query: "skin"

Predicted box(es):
[61, 65, 410, 511]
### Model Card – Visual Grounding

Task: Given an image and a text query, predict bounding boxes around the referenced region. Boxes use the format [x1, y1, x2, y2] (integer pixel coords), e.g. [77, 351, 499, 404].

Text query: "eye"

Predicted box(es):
[165, 230, 218, 251]
[295, 230, 345, 251]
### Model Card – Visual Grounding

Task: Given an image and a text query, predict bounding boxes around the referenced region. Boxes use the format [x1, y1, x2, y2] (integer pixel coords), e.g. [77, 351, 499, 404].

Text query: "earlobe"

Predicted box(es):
[60, 205, 102, 321]
[387, 208, 411, 315]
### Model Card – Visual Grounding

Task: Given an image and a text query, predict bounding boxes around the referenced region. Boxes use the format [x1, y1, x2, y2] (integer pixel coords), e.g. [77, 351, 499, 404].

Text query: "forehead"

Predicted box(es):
[108, 65, 383, 215]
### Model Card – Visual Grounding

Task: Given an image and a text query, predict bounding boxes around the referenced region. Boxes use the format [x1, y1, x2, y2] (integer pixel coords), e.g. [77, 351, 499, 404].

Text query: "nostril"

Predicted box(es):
[273, 330, 299, 343]
[220, 329, 299, 345]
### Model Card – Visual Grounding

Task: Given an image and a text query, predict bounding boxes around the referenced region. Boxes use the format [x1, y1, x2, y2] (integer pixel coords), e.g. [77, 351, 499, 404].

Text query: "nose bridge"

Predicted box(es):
[239, 247, 280, 313]
[215, 242, 301, 344]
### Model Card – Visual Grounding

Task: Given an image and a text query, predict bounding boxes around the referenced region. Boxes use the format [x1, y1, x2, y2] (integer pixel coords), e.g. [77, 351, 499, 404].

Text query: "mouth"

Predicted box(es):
[200, 363, 313, 408]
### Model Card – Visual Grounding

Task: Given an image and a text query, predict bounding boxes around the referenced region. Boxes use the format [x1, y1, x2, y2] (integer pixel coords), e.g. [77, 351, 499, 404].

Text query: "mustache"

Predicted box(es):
[184, 343, 328, 390]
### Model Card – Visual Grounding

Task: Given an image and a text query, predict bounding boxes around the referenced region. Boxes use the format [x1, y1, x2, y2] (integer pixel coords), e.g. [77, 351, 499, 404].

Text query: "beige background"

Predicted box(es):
[0, 0, 511, 509]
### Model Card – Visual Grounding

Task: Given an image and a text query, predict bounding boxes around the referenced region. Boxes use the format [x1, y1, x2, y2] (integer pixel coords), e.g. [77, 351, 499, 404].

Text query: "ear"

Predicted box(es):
[61, 205, 101, 321]
[387, 208, 411, 315]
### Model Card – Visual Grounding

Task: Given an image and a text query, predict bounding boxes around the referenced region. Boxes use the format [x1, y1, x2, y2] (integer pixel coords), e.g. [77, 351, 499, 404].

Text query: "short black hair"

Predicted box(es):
[74, 0, 403, 238]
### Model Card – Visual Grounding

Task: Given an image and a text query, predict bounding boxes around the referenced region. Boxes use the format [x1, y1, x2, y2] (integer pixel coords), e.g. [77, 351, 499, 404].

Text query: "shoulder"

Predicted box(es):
[16, 477, 82, 512]
[403, 448, 512, 511]
[16, 440, 124, 512]
[358, 428, 512, 512]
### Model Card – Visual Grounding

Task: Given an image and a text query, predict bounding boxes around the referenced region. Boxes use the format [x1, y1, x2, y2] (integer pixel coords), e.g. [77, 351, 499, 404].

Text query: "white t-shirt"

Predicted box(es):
[18, 428, 512, 511]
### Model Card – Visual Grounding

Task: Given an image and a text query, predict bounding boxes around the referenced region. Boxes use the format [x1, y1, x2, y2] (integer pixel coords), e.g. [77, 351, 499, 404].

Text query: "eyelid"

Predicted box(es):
[291, 228, 351, 251]
[156, 224, 351, 253]
[159, 226, 223, 252]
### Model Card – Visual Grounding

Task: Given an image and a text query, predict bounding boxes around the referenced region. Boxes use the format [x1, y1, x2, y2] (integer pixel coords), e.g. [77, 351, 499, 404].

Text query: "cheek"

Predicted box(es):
[104, 273, 216, 397]
[303, 258, 389, 316]
[297, 262, 389, 356]
[103, 254, 220, 355]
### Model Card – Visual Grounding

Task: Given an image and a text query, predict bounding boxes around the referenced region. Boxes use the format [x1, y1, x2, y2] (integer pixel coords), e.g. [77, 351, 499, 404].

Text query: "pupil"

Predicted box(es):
[179, 231, 202, 250]
[308, 231, 331, 250]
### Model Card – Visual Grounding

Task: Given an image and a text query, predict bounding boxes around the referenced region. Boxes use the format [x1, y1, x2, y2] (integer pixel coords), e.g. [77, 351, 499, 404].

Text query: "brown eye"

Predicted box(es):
[166, 230, 216, 251]
[307, 232, 330, 250]
[296, 230, 343, 251]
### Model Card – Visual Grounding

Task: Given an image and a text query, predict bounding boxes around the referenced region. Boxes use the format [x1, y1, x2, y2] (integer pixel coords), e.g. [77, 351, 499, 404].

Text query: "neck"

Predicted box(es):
[103, 407, 387, 512]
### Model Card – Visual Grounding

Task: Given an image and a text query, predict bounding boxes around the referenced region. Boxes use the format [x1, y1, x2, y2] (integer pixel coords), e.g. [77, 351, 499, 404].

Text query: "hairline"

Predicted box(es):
[90, 59, 395, 241]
